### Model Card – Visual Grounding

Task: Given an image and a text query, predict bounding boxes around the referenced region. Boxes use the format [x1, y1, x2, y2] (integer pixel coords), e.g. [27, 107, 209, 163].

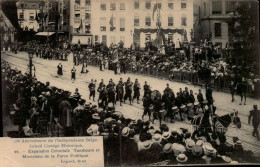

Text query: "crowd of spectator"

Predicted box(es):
[2, 59, 259, 165]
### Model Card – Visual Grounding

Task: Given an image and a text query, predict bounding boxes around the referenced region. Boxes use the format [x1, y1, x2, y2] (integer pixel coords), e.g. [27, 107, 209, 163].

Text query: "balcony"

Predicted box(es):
[74, 5, 91, 11]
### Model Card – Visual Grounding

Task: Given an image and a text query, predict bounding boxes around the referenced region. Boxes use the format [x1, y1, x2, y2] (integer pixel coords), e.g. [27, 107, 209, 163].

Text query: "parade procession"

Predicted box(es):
[1, 0, 260, 166]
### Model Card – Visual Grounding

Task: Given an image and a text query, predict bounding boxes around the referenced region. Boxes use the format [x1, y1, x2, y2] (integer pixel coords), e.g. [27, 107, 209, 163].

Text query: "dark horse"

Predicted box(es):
[191, 110, 241, 133]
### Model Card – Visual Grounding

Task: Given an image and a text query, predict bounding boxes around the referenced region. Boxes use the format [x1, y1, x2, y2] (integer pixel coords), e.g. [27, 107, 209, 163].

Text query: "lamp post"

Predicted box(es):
[28, 49, 34, 77]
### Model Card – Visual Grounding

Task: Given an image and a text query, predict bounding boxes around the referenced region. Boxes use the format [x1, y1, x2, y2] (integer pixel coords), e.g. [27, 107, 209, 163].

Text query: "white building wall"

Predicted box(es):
[17, 9, 40, 32]
[70, 0, 193, 48]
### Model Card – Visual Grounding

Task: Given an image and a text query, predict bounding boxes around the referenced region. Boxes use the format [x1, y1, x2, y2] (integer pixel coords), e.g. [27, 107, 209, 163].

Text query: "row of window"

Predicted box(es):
[98, 16, 187, 32]
[208, 1, 245, 15]
[100, 2, 187, 11]
[75, 0, 91, 6]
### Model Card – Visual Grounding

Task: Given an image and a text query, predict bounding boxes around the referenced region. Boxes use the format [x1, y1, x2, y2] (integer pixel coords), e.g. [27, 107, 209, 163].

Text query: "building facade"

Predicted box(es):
[70, 0, 193, 48]
[0, 9, 16, 49]
[16, 0, 41, 32]
[69, 0, 92, 45]
[194, 0, 258, 48]
[16, 0, 70, 34]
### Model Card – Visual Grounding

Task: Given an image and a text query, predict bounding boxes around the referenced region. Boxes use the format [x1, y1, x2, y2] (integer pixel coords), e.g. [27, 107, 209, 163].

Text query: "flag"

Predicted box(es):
[35, 11, 39, 23]
[79, 18, 83, 30]
[112, 48, 118, 63]
[109, 13, 113, 28]
[152, 3, 159, 21]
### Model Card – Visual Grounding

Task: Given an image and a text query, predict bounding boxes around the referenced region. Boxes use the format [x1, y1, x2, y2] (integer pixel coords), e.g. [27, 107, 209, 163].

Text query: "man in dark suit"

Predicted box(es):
[248, 105, 260, 140]
[197, 89, 204, 107]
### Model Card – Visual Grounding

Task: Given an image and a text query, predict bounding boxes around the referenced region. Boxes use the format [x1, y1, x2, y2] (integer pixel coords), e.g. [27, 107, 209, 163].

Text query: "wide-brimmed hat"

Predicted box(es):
[173, 144, 186, 156]
[222, 156, 232, 163]
[163, 143, 173, 153]
[198, 136, 207, 143]
[203, 145, 216, 156]
[122, 127, 130, 137]
[236, 140, 242, 145]
[172, 106, 179, 112]
[187, 103, 193, 108]
[192, 145, 203, 156]
[194, 101, 200, 106]
[185, 139, 195, 150]
[176, 154, 188, 163]
[92, 113, 100, 120]
[142, 141, 152, 150]
[152, 134, 162, 143]
[196, 139, 204, 146]
[162, 132, 171, 140]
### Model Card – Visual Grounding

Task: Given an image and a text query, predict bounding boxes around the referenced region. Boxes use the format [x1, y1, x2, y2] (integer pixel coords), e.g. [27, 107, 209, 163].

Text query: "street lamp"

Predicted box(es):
[28, 49, 34, 77]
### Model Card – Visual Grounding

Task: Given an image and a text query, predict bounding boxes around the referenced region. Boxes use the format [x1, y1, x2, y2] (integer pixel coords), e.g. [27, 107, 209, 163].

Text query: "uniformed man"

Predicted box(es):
[116, 79, 124, 106]
[133, 79, 141, 104]
[142, 94, 151, 121]
[124, 78, 133, 105]
[248, 105, 260, 141]
[206, 85, 214, 106]
[143, 81, 149, 97]
[88, 79, 96, 101]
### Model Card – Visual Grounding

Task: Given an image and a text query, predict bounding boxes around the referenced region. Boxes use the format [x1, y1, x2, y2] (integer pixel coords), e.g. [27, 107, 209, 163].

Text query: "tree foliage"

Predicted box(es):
[228, 1, 258, 77]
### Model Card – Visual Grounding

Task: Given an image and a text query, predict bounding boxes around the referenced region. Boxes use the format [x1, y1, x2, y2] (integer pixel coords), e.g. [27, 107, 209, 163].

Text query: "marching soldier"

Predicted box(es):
[143, 81, 149, 97]
[197, 89, 204, 108]
[124, 78, 133, 105]
[116, 79, 124, 106]
[142, 94, 151, 121]
[88, 79, 96, 101]
[133, 79, 141, 104]
[107, 80, 116, 107]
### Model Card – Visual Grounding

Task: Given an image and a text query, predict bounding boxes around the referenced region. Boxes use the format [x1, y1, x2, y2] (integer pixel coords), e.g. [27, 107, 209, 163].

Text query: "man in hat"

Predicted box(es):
[122, 129, 138, 166]
[88, 79, 96, 101]
[248, 105, 260, 140]
[133, 79, 141, 104]
[73, 99, 86, 136]
[86, 113, 101, 136]
[57, 63, 63, 76]
[71, 67, 76, 80]
[176, 153, 188, 165]
[187, 145, 205, 164]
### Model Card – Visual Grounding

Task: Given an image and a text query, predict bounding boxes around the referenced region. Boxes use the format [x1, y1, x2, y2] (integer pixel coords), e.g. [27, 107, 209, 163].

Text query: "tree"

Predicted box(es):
[228, 1, 259, 78]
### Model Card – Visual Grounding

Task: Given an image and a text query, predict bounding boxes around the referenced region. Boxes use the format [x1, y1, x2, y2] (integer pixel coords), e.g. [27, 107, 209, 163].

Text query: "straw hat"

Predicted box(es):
[152, 134, 162, 143]
[163, 143, 173, 153]
[176, 154, 188, 163]
[92, 113, 100, 120]
[222, 156, 232, 163]
[172, 106, 179, 112]
[122, 127, 130, 137]
[196, 139, 204, 146]
[162, 132, 171, 140]
[142, 141, 152, 150]
[203, 145, 216, 156]
[185, 139, 195, 151]
[198, 136, 207, 143]
[192, 145, 203, 156]
[187, 103, 193, 108]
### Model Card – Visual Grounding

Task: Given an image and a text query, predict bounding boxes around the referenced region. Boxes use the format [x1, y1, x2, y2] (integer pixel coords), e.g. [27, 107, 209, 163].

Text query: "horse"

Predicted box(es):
[212, 111, 241, 133]
[191, 110, 241, 133]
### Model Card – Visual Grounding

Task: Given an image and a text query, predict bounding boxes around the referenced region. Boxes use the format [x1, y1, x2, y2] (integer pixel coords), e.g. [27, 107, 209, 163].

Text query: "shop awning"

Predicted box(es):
[35, 32, 55, 36]
[71, 35, 92, 45]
